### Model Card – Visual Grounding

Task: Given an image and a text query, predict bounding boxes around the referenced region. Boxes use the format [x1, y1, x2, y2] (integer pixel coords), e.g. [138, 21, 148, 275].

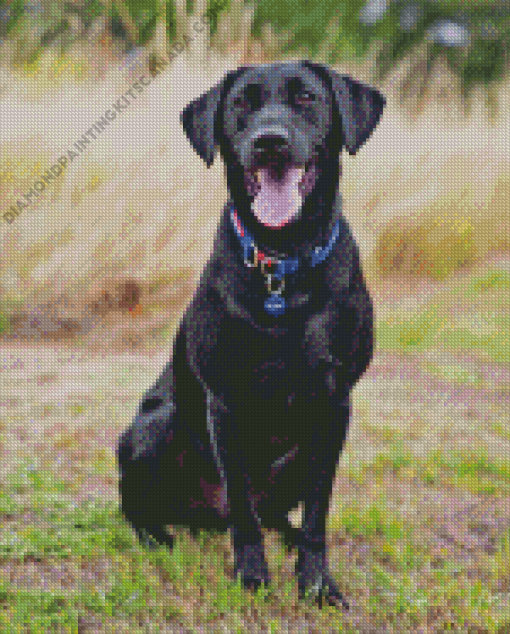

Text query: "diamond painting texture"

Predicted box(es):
[0, 0, 509, 631]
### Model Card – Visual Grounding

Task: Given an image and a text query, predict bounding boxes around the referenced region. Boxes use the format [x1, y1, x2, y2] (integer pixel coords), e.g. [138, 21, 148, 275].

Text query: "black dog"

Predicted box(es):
[118, 60, 384, 609]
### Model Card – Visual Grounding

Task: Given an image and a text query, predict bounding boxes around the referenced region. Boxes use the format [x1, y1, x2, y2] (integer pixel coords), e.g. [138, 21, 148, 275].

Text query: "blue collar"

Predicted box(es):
[229, 204, 340, 317]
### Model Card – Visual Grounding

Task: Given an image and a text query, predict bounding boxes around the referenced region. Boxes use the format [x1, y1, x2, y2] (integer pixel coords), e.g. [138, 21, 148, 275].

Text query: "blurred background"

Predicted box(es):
[0, 0, 508, 356]
[0, 3, 509, 631]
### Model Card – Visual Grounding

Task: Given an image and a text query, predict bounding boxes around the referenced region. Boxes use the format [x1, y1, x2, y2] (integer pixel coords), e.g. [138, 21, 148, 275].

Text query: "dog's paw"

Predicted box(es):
[234, 542, 270, 591]
[296, 548, 349, 610]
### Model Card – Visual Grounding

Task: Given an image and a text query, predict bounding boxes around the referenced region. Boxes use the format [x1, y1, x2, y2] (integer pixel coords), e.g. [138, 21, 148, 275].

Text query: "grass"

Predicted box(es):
[377, 269, 510, 362]
[0, 425, 509, 632]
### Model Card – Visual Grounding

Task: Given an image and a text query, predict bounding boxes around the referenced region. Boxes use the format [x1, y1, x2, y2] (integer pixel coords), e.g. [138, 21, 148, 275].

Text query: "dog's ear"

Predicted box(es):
[180, 67, 250, 167]
[304, 61, 385, 156]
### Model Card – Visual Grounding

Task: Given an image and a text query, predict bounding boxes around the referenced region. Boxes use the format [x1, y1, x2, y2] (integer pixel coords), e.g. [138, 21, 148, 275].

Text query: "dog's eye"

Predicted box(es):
[296, 91, 315, 105]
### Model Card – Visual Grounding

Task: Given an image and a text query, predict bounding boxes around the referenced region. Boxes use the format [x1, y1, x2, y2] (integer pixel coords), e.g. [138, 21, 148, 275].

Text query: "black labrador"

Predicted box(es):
[118, 60, 384, 609]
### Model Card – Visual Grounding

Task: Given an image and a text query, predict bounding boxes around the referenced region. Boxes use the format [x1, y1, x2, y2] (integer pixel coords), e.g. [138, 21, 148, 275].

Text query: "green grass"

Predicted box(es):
[0, 441, 509, 632]
[377, 270, 510, 362]
[365, 444, 510, 495]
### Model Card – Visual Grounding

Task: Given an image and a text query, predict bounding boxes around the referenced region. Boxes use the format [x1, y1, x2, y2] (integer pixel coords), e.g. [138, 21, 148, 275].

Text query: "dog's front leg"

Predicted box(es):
[297, 396, 350, 610]
[207, 391, 270, 591]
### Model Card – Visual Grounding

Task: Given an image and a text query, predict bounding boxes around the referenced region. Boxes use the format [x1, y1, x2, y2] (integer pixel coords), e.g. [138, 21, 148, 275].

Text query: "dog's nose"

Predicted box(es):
[252, 128, 290, 153]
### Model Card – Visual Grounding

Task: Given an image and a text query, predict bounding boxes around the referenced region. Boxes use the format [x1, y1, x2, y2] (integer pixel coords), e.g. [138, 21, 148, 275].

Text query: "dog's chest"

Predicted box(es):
[203, 320, 321, 403]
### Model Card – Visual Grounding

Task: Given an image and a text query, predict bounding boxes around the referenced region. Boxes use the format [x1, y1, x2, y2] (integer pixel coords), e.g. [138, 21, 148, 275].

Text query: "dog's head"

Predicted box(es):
[181, 61, 385, 230]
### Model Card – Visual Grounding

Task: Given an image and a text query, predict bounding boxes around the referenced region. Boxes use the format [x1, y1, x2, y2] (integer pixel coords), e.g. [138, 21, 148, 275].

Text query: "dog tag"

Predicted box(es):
[265, 295, 285, 316]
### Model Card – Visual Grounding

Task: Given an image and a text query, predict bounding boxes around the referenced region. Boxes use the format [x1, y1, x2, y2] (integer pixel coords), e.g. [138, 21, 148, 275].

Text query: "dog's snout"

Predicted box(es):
[251, 125, 290, 154]
[253, 133, 289, 153]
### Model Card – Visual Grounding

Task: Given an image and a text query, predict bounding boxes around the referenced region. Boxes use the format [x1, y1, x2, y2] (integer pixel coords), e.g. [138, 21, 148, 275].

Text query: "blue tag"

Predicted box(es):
[265, 295, 285, 316]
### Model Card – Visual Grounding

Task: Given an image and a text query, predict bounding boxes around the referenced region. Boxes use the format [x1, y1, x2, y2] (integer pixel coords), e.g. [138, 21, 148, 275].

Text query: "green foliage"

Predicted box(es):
[248, 0, 510, 111]
[2, 0, 509, 106]
[167, 0, 176, 41]
[164, 0, 230, 42]
[0, 0, 25, 35]
[462, 38, 507, 88]
[252, 0, 343, 57]
[119, 0, 160, 45]
[205, 0, 231, 36]
[332, 0, 398, 61]
[375, 2, 444, 82]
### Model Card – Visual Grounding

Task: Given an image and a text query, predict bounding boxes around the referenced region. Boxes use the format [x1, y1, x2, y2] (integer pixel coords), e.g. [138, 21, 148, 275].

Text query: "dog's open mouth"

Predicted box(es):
[245, 160, 317, 229]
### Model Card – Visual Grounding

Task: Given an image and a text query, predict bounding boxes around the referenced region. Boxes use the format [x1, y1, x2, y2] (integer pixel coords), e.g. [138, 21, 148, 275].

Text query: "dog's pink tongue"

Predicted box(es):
[252, 168, 302, 228]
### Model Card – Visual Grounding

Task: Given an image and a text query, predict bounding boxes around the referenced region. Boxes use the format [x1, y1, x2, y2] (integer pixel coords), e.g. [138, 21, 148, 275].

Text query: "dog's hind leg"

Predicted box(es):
[117, 397, 179, 550]
[117, 328, 225, 550]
